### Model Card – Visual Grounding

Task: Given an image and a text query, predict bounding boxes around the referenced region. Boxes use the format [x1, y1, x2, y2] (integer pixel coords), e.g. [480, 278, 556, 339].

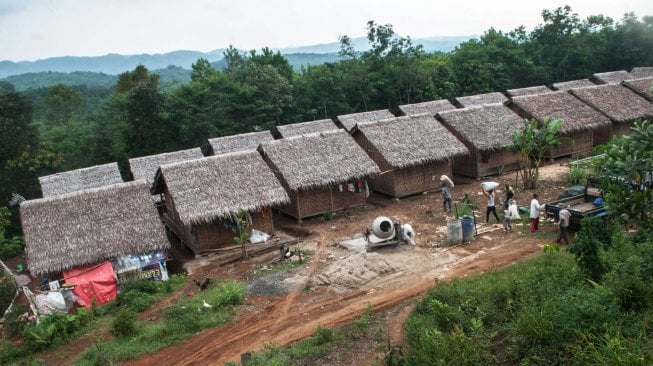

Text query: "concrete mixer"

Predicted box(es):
[363, 216, 413, 249]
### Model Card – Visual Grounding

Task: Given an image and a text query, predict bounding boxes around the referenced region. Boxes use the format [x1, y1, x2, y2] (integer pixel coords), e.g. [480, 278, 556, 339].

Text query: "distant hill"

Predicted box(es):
[0, 35, 475, 78]
[0, 35, 475, 90]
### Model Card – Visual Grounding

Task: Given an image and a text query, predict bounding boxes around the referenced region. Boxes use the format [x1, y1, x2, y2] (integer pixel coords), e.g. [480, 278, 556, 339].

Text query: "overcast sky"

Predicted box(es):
[0, 0, 651, 62]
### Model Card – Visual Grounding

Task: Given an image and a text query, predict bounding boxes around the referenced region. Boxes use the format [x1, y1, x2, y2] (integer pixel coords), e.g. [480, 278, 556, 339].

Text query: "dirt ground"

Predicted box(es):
[28, 163, 572, 366]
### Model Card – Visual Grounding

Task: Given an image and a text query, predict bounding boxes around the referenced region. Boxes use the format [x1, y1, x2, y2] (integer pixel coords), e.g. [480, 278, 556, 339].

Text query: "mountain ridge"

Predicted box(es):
[0, 35, 475, 79]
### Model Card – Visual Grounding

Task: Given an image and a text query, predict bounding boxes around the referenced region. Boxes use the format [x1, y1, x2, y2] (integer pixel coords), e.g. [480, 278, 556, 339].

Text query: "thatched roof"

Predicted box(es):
[336, 109, 395, 132]
[20, 180, 168, 276]
[436, 103, 525, 152]
[592, 70, 632, 84]
[259, 130, 381, 191]
[276, 119, 338, 138]
[39, 162, 124, 198]
[570, 84, 653, 123]
[455, 92, 508, 107]
[552, 79, 596, 91]
[154, 151, 289, 225]
[623, 77, 653, 101]
[509, 91, 611, 134]
[207, 131, 274, 155]
[506, 85, 554, 97]
[630, 67, 653, 78]
[129, 148, 204, 184]
[398, 99, 457, 116]
[355, 114, 468, 168]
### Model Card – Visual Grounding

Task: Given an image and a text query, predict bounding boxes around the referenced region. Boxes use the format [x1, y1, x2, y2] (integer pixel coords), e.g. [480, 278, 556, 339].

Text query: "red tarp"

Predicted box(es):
[63, 261, 117, 308]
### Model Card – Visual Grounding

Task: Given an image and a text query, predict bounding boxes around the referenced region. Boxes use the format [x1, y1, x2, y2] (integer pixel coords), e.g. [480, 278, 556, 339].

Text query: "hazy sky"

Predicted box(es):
[1, 0, 651, 61]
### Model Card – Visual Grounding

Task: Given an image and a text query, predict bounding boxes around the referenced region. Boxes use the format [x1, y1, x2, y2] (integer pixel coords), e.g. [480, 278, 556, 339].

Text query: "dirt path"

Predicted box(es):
[122, 163, 569, 366]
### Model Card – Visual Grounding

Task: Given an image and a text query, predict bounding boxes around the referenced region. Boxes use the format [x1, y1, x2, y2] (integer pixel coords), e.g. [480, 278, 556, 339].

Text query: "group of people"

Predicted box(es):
[442, 182, 570, 245]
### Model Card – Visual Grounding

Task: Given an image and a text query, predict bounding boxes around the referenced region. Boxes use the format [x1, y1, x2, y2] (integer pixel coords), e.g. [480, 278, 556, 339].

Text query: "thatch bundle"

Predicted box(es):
[630, 67, 653, 78]
[552, 79, 596, 91]
[39, 162, 123, 198]
[20, 180, 168, 276]
[207, 131, 274, 155]
[623, 78, 653, 101]
[276, 119, 338, 138]
[455, 92, 508, 107]
[509, 91, 611, 134]
[506, 85, 554, 97]
[155, 151, 289, 225]
[436, 103, 524, 151]
[398, 99, 457, 116]
[592, 70, 633, 84]
[571, 84, 653, 123]
[336, 109, 394, 132]
[355, 114, 467, 168]
[260, 130, 380, 191]
[129, 147, 203, 184]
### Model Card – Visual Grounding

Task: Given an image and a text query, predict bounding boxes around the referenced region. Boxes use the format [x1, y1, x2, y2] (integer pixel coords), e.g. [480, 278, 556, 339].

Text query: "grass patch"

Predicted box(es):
[244, 304, 381, 365]
[75, 278, 244, 365]
[401, 246, 653, 365]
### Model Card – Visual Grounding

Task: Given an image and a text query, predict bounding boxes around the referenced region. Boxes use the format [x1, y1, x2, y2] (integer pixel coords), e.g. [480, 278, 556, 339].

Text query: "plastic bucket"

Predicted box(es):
[460, 215, 474, 242]
[447, 219, 462, 246]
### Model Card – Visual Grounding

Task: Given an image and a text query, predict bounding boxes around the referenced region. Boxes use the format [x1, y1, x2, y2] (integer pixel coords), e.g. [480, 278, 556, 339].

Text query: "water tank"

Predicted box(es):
[460, 215, 474, 242]
[372, 216, 395, 239]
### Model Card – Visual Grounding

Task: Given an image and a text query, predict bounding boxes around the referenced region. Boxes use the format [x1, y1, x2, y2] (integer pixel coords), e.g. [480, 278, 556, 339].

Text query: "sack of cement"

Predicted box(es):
[481, 181, 499, 192]
[509, 204, 521, 220]
[440, 175, 454, 188]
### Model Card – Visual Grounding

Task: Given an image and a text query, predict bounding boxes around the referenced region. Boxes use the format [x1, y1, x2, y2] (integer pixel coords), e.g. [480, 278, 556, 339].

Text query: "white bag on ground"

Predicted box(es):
[509, 203, 521, 220]
[249, 229, 270, 244]
[401, 224, 415, 244]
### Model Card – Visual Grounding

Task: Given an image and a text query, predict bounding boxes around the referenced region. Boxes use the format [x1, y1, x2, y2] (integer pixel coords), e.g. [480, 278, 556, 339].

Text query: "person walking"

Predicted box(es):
[441, 182, 452, 213]
[483, 189, 500, 223]
[504, 184, 515, 206]
[530, 193, 545, 232]
[503, 203, 512, 233]
[556, 207, 570, 245]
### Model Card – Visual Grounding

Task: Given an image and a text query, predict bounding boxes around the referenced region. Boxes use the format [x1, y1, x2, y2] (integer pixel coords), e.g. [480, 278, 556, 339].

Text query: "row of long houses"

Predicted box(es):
[19, 68, 653, 280]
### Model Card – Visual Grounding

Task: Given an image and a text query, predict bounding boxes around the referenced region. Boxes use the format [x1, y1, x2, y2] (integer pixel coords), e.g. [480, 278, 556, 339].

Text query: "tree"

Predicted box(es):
[512, 118, 562, 189]
[596, 120, 653, 232]
[44, 83, 83, 125]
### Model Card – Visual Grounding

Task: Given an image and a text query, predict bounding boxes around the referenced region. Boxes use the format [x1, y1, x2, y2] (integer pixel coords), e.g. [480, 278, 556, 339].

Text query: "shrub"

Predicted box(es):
[0, 274, 15, 316]
[322, 211, 333, 221]
[22, 308, 92, 352]
[111, 308, 137, 337]
[566, 163, 590, 185]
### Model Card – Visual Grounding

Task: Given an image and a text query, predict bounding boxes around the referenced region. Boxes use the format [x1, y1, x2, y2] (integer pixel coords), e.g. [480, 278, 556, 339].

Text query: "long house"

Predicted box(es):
[152, 151, 289, 254]
[351, 114, 468, 198]
[623, 77, 653, 102]
[336, 109, 395, 133]
[129, 147, 204, 185]
[508, 91, 612, 156]
[591, 70, 633, 84]
[436, 103, 524, 178]
[570, 84, 653, 138]
[397, 99, 457, 116]
[275, 119, 338, 138]
[506, 85, 554, 97]
[20, 180, 169, 276]
[259, 130, 380, 222]
[207, 131, 274, 155]
[552, 79, 596, 91]
[38, 162, 123, 198]
[454, 92, 508, 108]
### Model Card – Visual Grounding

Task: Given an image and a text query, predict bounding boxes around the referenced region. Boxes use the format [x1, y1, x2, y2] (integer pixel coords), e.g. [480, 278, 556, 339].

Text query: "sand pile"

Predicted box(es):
[316, 251, 396, 290]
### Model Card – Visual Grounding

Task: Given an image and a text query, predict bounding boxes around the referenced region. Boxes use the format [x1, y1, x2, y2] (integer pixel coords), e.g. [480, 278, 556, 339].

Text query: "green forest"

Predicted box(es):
[1, 6, 652, 216]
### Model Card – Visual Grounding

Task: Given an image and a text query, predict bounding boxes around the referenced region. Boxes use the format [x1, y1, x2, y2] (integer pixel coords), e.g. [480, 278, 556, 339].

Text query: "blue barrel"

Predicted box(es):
[460, 215, 474, 242]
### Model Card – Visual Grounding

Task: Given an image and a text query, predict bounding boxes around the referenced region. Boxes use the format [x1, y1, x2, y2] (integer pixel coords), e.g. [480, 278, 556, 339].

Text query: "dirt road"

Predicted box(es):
[125, 164, 568, 366]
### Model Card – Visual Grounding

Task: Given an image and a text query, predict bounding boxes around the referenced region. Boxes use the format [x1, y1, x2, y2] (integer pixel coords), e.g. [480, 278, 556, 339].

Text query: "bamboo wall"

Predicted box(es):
[353, 132, 453, 198]
[545, 130, 593, 159]
[161, 188, 275, 254]
[453, 148, 521, 179]
[592, 125, 613, 146]
[612, 121, 634, 139]
[278, 182, 366, 222]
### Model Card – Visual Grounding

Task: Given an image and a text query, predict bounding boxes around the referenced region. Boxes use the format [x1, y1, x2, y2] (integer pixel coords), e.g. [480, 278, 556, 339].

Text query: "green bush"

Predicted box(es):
[23, 308, 93, 352]
[322, 211, 333, 221]
[111, 308, 137, 337]
[0, 274, 15, 316]
[3, 304, 27, 337]
[566, 163, 590, 185]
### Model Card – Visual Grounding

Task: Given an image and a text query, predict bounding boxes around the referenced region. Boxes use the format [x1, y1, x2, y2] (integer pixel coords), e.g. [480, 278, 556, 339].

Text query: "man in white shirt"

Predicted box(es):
[556, 207, 571, 245]
[530, 193, 545, 232]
